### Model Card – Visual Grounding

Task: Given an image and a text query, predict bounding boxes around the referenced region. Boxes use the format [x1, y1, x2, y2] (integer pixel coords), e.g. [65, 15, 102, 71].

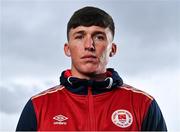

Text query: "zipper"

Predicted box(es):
[88, 86, 96, 131]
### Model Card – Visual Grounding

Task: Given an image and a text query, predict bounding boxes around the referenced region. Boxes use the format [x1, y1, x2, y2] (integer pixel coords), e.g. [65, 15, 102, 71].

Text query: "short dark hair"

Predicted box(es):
[67, 6, 115, 41]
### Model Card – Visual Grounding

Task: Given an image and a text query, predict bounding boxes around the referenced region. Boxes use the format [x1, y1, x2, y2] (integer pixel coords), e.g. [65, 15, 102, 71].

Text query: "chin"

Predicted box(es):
[80, 65, 104, 75]
[82, 69, 97, 74]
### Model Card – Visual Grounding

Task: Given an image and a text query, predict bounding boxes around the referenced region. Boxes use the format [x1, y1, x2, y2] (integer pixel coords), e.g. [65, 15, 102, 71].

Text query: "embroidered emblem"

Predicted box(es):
[111, 109, 133, 128]
[53, 114, 68, 125]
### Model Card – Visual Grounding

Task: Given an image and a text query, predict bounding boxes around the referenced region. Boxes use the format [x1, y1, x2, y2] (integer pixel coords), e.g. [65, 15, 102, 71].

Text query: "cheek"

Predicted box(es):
[98, 48, 109, 62]
[69, 46, 84, 65]
[70, 45, 81, 56]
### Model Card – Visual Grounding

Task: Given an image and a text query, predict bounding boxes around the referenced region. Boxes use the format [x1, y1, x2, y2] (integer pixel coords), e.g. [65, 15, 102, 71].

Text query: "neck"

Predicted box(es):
[71, 69, 107, 81]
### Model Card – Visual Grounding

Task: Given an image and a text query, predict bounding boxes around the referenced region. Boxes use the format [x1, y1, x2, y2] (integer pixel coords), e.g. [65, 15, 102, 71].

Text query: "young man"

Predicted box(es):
[16, 6, 167, 131]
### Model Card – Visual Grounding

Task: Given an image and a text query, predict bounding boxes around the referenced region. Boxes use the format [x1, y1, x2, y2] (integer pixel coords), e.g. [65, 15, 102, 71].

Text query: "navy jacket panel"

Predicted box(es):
[141, 99, 167, 131]
[16, 99, 37, 131]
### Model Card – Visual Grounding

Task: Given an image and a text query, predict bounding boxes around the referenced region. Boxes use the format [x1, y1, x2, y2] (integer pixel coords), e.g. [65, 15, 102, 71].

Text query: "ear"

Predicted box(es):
[109, 43, 117, 57]
[64, 43, 71, 57]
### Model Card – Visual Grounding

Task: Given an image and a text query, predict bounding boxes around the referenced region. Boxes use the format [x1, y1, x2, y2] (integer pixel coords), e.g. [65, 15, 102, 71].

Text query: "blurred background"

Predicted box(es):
[0, 0, 180, 131]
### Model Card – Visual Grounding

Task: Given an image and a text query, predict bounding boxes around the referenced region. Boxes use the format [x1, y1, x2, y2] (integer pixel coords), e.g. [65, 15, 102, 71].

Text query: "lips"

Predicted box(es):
[81, 54, 97, 59]
[81, 55, 97, 61]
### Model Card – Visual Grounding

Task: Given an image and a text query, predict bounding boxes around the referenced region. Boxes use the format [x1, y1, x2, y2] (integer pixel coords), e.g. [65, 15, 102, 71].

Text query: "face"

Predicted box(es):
[64, 26, 117, 78]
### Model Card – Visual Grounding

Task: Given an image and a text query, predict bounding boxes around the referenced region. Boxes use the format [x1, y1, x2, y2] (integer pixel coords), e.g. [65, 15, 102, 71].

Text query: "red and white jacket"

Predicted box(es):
[16, 68, 167, 131]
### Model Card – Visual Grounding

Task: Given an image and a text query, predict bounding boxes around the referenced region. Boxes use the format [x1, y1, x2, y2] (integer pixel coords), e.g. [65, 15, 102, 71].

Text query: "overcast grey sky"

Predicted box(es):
[0, 0, 180, 131]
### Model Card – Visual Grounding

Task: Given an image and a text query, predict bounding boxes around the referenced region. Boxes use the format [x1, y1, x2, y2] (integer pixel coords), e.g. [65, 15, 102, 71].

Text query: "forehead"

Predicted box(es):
[69, 26, 112, 36]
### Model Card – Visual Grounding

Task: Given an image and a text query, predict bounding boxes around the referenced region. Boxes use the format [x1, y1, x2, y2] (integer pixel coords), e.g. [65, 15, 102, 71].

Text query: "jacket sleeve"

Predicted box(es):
[16, 99, 37, 131]
[141, 99, 167, 131]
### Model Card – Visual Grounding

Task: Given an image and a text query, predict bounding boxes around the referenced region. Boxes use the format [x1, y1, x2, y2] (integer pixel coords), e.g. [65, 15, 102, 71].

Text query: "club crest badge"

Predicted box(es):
[111, 109, 133, 128]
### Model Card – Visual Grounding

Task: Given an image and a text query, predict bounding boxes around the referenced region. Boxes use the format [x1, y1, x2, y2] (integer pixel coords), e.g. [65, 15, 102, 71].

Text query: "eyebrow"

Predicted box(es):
[72, 31, 85, 36]
[92, 31, 106, 37]
[72, 30, 106, 37]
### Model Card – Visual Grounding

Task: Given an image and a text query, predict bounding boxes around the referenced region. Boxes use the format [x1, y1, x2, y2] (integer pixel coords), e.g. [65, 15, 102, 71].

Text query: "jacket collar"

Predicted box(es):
[60, 68, 123, 95]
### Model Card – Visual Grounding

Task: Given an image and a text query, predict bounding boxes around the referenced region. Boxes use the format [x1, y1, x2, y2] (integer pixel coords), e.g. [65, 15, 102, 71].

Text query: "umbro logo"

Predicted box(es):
[53, 114, 68, 125]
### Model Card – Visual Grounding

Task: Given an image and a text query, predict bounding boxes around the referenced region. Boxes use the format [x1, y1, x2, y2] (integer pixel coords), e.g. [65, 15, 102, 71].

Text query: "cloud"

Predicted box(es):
[0, 112, 20, 131]
[1, 1, 71, 80]
[0, 85, 29, 114]
[2, 2, 67, 61]
[0, 78, 56, 114]
[107, 1, 180, 75]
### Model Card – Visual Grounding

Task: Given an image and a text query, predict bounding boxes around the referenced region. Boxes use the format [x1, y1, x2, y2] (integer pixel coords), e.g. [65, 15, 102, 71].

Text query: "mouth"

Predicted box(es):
[81, 55, 97, 59]
[81, 55, 97, 62]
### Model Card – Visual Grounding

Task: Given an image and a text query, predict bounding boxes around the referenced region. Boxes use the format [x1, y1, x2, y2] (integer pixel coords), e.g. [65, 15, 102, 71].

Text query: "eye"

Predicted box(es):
[74, 35, 84, 40]
[94, 34, 105, 41]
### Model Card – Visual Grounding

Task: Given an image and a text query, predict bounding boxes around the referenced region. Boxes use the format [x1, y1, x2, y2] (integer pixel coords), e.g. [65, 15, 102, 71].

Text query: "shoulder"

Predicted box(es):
[31, 85, 65, 100]
[119, 83, 154, 101]
[30, 85, 65, 112]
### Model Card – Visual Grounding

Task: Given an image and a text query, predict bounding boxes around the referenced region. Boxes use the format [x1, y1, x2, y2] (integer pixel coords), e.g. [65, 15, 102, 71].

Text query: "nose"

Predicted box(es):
[84, 36, 95, 51]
